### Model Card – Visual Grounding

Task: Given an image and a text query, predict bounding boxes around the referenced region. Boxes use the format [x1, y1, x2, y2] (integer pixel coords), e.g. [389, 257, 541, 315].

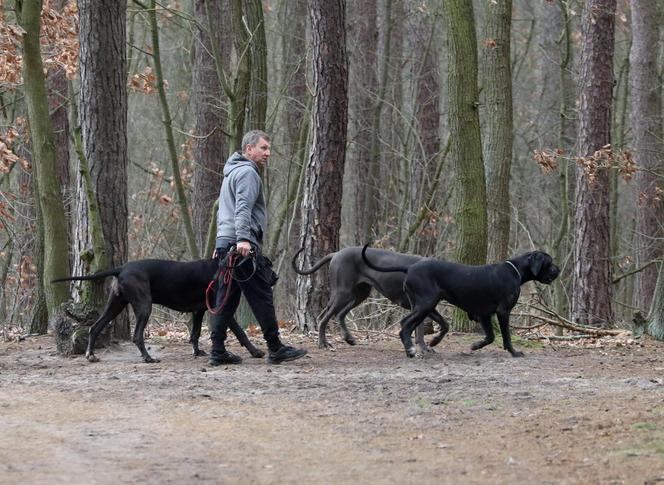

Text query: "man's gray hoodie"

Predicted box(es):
[216, 152, 267, 251]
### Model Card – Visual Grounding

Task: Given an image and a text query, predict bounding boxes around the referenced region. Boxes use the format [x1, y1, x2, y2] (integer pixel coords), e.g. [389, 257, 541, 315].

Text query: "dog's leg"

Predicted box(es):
[227, 318, 265, 358]
[471, 316, 495, 352]
[316, 297, 356, 349]
[336, 286, 370, 346]
[414, 324, 430, 354]
[190, 310, 206, 357]
[427, 309, 450, 348]
[336, 295, 367, 346]
[497, 312, 523, 357]
[86, 295, 126, 363]
[316, 302, 337, 349]
[398, 307, 431, 358]
[129, 300, 158, 363]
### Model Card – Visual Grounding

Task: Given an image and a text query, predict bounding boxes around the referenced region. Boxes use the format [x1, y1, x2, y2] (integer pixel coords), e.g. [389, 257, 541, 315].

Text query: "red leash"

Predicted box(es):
[205, 252, 240, 315]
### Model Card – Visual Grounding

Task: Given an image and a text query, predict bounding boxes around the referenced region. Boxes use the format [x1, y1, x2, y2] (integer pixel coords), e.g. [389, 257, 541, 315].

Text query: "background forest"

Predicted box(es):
[1, 0, 663, 351]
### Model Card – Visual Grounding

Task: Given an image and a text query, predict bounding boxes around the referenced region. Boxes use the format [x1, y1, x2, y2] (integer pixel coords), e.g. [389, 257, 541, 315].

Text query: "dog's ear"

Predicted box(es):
[529, 252, 545, 276]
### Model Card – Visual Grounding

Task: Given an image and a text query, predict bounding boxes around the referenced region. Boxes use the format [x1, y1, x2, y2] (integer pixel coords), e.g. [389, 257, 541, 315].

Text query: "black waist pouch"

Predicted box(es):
[256, 254, 279, 287]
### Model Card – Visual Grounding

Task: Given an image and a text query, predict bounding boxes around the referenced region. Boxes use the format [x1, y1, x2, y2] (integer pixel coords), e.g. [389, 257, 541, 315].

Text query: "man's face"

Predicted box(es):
[244, 137, 271, 167]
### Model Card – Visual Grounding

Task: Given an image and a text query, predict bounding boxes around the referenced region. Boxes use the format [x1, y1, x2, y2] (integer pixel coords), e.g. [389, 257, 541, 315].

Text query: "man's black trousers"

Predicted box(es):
[209, 248, 281, 353]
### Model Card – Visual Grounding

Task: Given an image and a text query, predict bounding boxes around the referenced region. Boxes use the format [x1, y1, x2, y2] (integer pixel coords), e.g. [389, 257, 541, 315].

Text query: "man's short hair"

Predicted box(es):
[241, 130, 270, 152]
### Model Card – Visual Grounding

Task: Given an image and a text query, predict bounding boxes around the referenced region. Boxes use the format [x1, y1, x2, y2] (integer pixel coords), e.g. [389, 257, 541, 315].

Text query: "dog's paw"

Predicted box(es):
[510, 350, 525, 358]
[344, 337, 357, 346]
[318, 340, 333, 350]
[143, 356, 160, 363]
[86, 353, 100, 363]
[249, 348, 266, 358]
[405, 346, 417, 358]
[193, 349, 208, 357]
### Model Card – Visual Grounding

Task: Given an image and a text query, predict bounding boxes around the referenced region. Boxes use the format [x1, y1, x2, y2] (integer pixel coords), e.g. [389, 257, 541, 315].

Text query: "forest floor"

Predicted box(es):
[1, 327, 663, 485]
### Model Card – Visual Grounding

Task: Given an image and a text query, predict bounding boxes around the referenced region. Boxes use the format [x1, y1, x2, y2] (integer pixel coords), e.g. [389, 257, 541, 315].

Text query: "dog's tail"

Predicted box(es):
[51, 268, 122, 284]
[291, 247, 335, 275]
[361, 244, 408, 273]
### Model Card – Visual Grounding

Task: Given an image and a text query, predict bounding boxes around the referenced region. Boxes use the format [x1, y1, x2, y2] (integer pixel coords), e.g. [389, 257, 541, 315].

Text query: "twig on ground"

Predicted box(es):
[521, 302, 625, 337]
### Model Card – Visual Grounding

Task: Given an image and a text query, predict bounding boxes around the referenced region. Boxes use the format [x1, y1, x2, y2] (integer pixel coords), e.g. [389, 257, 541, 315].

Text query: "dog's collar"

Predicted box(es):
[505, 260, 521, 280]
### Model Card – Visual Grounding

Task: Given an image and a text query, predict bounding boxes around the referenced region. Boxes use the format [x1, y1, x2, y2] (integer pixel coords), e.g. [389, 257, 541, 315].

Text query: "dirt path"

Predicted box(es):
[1, 331, 663, 484]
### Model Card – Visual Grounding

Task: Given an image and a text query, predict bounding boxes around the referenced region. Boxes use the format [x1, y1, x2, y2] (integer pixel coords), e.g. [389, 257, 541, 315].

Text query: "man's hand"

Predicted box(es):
[236, 240, 252, 257]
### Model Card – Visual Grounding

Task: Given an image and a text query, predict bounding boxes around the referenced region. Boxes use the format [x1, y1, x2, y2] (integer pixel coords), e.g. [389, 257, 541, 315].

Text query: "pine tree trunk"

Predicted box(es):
[78, 0, 129, 339]
[571, 0, 616, 327]
[295, 0, 348, 332]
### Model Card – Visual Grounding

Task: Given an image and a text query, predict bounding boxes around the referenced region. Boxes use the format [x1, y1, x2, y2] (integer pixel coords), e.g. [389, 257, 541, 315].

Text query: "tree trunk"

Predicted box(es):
[571, 0, 616, 327]
[442, 0, 487, 332]
[629, 0, 663, 312]
[480, 0, 513, 263]
[364, 0, 393, 243]
[78, 0, 130, 338]
[245, 0, 268, 132]
[28, 0, 69, 335]
[18, 0, 70, 329]
[228, 0, 252, 150]
[400, 1, 440, 256]
[344, 0, 377, 246]
[295, 0, 348, 331]
[648, 260, 664, 340]
[191, 0, 230, 255]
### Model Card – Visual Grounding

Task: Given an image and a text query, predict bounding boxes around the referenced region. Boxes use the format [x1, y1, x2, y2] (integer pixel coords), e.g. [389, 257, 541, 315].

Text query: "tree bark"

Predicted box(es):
[344, 0, 377, 245]
[480, 0, 513, 263]
[629, 0, 663, 312]
[295, 0, 348, 331]
[191, 0, 230, 255]
[245, 0, 267, 132]
[18, 0, 70, 328]
[78, 0, 129, 338]
[571, 0, 616, 327]
[441, 0, 487, 331]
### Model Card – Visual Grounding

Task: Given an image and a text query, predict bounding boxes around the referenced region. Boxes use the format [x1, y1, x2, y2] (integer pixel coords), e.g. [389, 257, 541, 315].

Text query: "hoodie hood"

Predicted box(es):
[223, 152, 259, 177]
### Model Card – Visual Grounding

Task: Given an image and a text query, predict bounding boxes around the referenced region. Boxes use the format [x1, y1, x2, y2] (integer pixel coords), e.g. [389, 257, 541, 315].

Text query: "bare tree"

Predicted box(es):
[629, 0, 663, 312]
[572, 0, 616, 327]
[295, 0, 348, 331]
[344, 0, 377, 245]
[17, 0, 70, 329]
[480, 0, 513, 262]
[441, 0, 487, 331]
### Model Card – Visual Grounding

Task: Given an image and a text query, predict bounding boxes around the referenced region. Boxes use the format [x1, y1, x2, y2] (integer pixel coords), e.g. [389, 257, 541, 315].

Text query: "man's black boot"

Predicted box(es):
[267, 345, 307, 364]
[208, 350, 242, 366]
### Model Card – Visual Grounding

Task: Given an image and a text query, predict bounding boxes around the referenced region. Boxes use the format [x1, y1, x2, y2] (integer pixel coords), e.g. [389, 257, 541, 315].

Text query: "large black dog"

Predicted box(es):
[361, 245, 560, 358]
[53, 259, 265, 363]
[292, 247, 448, 351]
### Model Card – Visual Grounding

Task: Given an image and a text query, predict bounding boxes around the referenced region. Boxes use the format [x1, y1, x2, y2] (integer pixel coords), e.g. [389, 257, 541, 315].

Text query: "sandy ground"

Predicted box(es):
[1, 329, 663, 485]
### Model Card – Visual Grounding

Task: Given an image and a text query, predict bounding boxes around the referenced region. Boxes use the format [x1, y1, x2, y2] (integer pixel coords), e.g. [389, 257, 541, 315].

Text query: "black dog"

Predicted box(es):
[361, 244, 560, 358]
[53, 259, 265, 363]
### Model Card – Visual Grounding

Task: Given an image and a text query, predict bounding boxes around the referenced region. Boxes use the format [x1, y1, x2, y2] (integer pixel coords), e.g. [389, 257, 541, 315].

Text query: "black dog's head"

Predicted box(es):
[526, 251, 560, 284]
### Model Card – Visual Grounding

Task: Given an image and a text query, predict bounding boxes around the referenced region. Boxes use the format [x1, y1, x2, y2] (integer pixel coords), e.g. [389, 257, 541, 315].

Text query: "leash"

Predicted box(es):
[205, 249, 257, 315]
[506, 260, 521, 281]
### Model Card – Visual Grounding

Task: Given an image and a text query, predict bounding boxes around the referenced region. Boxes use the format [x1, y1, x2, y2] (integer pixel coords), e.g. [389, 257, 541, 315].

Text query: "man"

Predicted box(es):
[209, 130, 308, 365]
